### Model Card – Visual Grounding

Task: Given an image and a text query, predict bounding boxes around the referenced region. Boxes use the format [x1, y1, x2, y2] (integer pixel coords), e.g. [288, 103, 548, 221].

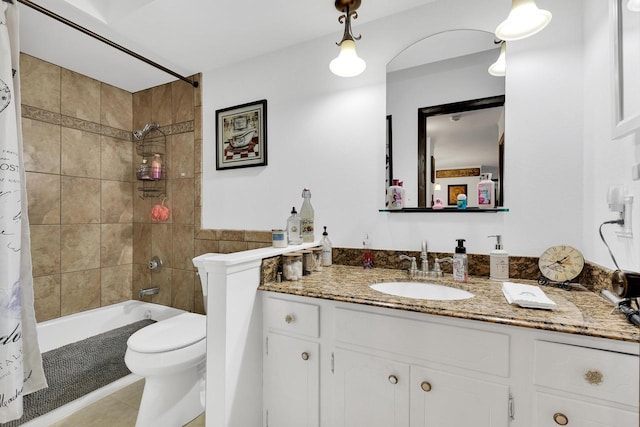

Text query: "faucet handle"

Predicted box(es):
[399, 255, 418, 276]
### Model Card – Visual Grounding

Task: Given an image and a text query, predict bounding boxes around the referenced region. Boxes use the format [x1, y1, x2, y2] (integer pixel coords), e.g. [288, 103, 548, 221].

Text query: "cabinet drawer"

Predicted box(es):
[335, 307, 509, 377]
[534, 392, 638, 427]
[264, 297, 319, 338]
[534, 340, 639, 407]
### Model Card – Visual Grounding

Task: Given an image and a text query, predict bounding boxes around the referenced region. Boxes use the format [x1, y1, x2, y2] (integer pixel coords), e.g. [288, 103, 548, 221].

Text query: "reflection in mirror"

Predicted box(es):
[386, 30, 505, 209]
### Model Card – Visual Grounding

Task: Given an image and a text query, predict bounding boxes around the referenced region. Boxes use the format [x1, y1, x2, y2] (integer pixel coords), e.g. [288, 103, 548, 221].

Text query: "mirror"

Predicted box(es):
[386, 30, 505, 209]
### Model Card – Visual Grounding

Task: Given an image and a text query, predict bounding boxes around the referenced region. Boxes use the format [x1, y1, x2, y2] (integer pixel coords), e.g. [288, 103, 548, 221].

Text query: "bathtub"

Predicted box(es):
[22, 300, 186, 427]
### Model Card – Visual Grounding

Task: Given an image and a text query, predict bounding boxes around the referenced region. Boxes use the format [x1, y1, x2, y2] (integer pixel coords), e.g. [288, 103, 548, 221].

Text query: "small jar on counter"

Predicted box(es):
[272, 229, 287, 248]
[282, 253, 303, 281]
[312, 247, 323, 272]
[302, 250, 315, 275]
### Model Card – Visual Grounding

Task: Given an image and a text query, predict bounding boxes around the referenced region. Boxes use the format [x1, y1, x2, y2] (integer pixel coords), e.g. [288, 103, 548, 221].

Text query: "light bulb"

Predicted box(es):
[495, 0, 552, 41]
[488, 43, 506, 77]
[329, 39, 366, 77]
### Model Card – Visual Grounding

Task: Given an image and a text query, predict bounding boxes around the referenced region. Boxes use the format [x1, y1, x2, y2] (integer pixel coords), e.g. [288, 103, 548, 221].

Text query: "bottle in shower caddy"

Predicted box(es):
[300, 188, 315, 243]
[150, 153, 163, 180]
[452, 239, 468, 283]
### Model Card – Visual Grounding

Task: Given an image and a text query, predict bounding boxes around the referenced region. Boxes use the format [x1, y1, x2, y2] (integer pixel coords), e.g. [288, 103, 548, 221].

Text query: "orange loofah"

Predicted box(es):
[150, 198, 170, 222]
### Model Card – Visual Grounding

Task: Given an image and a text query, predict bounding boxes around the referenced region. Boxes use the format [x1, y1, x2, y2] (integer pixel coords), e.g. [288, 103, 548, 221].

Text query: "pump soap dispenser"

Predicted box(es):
[453, 239, 468, 283]
[488, 235, 509, 281]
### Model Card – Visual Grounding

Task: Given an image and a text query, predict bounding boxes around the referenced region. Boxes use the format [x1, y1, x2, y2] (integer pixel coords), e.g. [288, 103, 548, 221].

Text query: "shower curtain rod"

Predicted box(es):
[14, 0, 198, 88]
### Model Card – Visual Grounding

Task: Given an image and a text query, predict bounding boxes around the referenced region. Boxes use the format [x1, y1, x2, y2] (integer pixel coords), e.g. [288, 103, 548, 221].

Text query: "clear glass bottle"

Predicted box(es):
[300, 188, 314, 243]
[320, 226, 332, 266]
[287, 207, 302, 245]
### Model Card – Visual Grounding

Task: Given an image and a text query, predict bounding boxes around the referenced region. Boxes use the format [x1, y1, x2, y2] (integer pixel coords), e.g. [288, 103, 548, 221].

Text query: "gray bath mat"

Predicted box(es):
[2, 318, 154, 426]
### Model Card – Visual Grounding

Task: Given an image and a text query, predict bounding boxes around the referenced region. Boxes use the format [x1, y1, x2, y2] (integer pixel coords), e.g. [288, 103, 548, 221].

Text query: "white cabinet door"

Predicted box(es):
[535, 393, 639, 427]
[410, 365, 509, 427]
[333, 348, 410, 427]
[264, 333, 319, 427]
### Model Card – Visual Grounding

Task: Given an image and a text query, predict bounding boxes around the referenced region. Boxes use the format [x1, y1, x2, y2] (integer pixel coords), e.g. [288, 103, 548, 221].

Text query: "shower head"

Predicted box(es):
[133, 122, 159, 140]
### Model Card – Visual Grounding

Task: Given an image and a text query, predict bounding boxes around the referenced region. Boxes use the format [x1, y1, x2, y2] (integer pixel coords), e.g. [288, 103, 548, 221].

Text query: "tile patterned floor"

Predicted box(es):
[49, 380, 205, 427]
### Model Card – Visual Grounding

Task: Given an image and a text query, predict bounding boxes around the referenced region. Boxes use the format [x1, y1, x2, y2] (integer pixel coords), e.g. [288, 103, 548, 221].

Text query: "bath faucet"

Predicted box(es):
[139, 287, 160, 297]
[399, 255, 418, 277]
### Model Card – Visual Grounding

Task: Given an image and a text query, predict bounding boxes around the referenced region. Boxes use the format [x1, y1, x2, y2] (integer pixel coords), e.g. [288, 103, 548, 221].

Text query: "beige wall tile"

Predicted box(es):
[61, 127, 101, 178]
[151, 84, 172, 126]
[34, 274, 61, 322]
[219, 240, 249, 253]
[194, 238, 219, 258]
[26, 172, 60, 225]
[20, 53, 60, 112]
[61, 69, 100, 122]
[151, 223, 172, 269]
[101, 265, 132, 306]
[101, 181, 133, 223]
[61, 176, 101, 224]
[31, 225, 60, 276]
[169, 132, 194, 178]
[132, 89, 152, 132]
[171, 269, 194, 312]
[219, 229, 244, 241]
[194, 173, 201, 209]
[192, 74, 202, 107]
[172, 225, 194, 270]
[132, 263, 151, 301]
[194, 106, 202, 141]
[171, 178, 194, 224]
[193, 280, 205, 315]
[101, 83, 132, 130]
[150, 267, 171, 306]
[101, 224, 133, 267]
[245, 230, 272, 243]
[132, 223, 152, 265]
[172, 79, 194, 123]
[101, 135, 132, 182]
[133, 193, 156, 223]
[61, 224, 100, 272]
[22, 118, 60, 174]
[194, 137, 202, 174]
[60, 269, 101, 315]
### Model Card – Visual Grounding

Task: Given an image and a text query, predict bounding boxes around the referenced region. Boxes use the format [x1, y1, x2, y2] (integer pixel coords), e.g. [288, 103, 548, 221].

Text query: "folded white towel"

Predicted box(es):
[502, 282, 557, 310]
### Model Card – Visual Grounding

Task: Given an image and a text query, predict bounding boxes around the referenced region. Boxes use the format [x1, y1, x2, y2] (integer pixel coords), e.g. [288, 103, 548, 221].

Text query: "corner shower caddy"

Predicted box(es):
[135, 124, 166, 199]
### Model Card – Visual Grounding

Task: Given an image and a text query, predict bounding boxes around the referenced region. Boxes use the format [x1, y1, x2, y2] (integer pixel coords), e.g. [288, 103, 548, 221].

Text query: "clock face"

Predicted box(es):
[538, 245, 585, 283]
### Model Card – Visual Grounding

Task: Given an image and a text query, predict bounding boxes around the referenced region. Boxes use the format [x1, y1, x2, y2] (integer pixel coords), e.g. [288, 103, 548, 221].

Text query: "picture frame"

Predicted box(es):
[216, 99, 267, 170]
[448, 184, 467, 206]
[611, 0, 640, 139]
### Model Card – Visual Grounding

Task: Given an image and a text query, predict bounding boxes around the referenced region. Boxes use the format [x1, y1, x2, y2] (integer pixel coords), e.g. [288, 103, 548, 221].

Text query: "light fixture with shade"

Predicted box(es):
[629, 0, 640, 12]
[488, 41, 506, 77]
[329, 0, 366, 77]
[495, 0, 552, 41]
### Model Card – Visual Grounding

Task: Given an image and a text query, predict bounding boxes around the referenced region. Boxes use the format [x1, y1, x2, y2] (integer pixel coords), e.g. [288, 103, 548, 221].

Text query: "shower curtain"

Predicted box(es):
[0, 1, 47, 422]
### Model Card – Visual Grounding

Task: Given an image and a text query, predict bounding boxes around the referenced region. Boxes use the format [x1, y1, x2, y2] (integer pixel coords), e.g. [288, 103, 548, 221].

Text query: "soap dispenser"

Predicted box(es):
[488, 235, 509, 281]
[453, 239, 468, 283]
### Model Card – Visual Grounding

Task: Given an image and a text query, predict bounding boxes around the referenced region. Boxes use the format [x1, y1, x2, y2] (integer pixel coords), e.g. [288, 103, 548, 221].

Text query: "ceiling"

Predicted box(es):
[18, 0, 438, 92]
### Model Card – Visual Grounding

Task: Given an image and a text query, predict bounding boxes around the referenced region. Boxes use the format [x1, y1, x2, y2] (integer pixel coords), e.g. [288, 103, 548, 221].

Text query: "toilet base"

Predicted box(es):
[135, 366, 205, 427]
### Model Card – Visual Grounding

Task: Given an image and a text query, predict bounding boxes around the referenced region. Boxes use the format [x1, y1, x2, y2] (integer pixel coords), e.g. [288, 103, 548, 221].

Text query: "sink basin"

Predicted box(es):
[370, 282, 474, 301]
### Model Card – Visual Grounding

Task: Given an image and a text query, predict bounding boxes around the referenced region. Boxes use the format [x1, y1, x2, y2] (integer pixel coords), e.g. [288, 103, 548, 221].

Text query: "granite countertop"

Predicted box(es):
[258, 265, 640, 343]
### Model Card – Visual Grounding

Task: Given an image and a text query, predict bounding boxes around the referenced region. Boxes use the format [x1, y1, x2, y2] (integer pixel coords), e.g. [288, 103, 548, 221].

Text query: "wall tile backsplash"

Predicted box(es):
[23, 53, 270, 322]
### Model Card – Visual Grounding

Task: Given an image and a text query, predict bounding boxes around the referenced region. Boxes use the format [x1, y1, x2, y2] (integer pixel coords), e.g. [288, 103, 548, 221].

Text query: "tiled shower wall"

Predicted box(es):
[21, 53, 272, 322]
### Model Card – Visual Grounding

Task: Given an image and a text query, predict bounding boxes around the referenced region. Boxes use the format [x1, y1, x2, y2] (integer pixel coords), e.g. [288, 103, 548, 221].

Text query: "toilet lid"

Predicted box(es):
[127, 313, 206, 353]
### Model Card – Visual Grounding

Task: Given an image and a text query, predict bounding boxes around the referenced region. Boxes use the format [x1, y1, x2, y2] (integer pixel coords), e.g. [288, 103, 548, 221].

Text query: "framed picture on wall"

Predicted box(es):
[216, 99, 267, 170]
[447, 184, 467, 205]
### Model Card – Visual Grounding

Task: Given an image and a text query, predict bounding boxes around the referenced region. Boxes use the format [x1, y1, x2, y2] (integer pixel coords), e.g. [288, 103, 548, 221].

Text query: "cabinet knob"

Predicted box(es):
[284, 314, 295, 324]
[301, 352, 309, 361]
[388, 375, 398, 384]
[553, 413, 569, 425]
[420, 381, 432, 392]
[583, 370, 603, 385]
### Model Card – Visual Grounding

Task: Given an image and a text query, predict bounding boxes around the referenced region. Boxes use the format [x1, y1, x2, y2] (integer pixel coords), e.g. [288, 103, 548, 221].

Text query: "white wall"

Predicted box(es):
[202, 0, 588, 257]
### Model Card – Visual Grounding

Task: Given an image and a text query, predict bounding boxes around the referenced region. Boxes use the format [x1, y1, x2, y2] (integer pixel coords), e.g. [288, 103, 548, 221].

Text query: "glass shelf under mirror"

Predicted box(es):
[379, 207, 509, 213]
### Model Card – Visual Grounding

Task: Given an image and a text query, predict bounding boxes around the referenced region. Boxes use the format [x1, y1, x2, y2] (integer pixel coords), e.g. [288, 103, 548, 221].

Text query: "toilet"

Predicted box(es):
[125, 312, 207, 427]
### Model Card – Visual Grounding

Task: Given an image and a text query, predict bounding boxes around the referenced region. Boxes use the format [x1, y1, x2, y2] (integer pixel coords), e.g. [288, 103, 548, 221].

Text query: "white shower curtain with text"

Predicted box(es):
[0, 1, 47, 422]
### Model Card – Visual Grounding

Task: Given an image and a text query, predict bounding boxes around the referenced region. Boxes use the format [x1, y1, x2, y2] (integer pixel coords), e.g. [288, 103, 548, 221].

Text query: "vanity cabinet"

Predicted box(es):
[263, 296, 320, 427]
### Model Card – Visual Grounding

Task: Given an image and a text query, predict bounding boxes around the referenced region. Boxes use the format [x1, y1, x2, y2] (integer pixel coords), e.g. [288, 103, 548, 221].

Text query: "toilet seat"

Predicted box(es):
[127, 313, 206, 353]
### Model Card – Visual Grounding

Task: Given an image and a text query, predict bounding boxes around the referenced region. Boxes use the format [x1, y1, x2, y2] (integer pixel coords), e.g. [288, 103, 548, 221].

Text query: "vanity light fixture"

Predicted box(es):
[329, 0, 366, 77]
[628, 0, 640, 12]
[488, 41, 506, 77]
[495, 0, 552, 41]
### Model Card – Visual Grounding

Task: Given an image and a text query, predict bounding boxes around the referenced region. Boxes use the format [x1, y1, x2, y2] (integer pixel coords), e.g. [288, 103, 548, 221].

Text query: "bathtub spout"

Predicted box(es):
[139, 287, 160, 297]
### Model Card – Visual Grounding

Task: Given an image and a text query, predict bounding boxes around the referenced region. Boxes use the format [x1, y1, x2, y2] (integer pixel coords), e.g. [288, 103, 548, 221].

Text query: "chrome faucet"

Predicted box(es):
[399, 254, 418, 277]
[420, 240, 429, 274]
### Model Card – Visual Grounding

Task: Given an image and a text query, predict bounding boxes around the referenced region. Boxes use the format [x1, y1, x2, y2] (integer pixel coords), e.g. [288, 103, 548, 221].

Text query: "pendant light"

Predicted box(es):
[329, 0, 366, 77]
[628, 0, 640, 12]
[488, 41, 506, 77]
[495, 0, 552, 41]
